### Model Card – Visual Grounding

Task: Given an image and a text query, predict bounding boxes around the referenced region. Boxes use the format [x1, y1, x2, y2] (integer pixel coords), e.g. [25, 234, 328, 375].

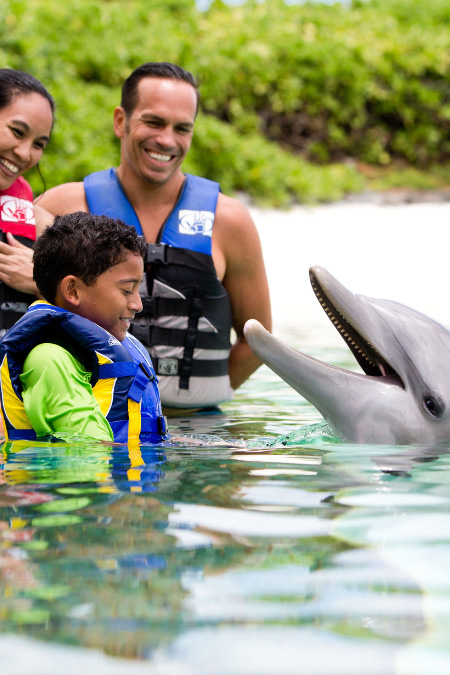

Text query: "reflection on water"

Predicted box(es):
[2, 337, 450, 674]
[3, 204, 450, 673]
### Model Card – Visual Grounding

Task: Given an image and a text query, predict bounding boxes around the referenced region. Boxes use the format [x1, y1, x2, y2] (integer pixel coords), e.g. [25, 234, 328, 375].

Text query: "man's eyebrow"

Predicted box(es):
[140, 113, 194, 128]
[11, 119, 50, 143]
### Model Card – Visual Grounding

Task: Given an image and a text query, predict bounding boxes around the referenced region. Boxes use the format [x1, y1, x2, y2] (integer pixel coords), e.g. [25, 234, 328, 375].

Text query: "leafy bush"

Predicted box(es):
[2, 0, 449, 204]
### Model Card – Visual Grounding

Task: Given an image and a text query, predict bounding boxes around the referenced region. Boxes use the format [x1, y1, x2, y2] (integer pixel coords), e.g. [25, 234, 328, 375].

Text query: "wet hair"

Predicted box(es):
[33, 212, 146, 303]
[120, 61, 200, 117]
[0, 69, 55, 123]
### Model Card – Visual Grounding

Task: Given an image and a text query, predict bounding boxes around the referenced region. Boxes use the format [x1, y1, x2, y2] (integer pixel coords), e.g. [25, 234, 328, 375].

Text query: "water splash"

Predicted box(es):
[248, 422, 340, 448]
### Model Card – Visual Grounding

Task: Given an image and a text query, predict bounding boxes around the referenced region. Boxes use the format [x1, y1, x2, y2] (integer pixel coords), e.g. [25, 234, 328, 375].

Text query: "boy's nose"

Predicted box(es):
[130, 290, 143, 313]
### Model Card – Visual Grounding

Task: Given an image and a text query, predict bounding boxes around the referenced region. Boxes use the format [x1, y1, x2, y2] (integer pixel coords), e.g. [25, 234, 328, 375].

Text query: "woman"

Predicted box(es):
[0, 69, 55, 335]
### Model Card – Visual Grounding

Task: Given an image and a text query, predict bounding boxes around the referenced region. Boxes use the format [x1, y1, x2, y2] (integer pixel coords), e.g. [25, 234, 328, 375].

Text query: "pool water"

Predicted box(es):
[2, 203, 450, 674]
[2, 326, 450, 675]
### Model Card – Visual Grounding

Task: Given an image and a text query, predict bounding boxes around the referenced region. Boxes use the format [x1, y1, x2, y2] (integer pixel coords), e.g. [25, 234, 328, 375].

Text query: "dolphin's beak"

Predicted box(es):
[308, 266, 401, 382]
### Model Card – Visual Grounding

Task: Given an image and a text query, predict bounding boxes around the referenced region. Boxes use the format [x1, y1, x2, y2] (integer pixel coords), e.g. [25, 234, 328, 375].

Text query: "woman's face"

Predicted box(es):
[0, 92, 53, 191]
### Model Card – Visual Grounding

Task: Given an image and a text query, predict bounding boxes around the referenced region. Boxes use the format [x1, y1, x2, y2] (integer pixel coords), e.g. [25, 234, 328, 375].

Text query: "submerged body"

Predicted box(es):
[244, 266, 450, 445]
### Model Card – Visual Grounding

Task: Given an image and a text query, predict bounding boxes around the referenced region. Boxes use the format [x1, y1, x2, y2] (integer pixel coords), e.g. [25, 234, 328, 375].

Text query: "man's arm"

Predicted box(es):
[35, 203, 56, 236]
[35, 181, 89, 215]
[214, 194, 272, 391]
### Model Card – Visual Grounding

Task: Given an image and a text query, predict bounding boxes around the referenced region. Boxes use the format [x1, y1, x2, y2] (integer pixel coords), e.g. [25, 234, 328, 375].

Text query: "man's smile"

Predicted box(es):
[145, 150, 174, 163]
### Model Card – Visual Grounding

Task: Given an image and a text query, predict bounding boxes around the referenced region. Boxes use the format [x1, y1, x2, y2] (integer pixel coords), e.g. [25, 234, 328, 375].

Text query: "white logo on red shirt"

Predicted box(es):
[0, 196, 36, 224]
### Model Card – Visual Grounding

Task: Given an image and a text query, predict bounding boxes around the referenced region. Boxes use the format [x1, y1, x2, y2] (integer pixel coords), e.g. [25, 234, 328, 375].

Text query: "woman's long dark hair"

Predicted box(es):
[0, 68, 55, 122]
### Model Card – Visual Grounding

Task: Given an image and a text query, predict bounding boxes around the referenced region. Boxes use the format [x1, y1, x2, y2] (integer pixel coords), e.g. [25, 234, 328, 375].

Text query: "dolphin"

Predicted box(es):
[244, 266, 450, 445]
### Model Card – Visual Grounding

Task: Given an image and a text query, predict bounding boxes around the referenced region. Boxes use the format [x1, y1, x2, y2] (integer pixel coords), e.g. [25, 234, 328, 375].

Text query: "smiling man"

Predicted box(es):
[37, 62, 271, 412]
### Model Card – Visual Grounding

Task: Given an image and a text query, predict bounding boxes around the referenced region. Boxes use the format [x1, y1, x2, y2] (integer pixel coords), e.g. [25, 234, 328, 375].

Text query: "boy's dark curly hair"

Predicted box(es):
[33, 212, 146, 303]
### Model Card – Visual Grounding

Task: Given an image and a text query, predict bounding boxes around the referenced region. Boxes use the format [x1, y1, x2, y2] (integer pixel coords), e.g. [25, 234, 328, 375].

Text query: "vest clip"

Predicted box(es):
[146, 243, 168, 264]
[157, 416, 168, 435]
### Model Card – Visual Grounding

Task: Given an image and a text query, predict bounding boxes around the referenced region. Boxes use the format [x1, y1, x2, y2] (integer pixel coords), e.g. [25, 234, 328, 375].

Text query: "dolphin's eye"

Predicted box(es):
[423, 394, 445, 418]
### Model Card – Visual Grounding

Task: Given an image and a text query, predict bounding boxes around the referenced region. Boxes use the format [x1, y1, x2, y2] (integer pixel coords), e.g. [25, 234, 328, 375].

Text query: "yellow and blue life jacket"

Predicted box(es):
[0, 302, 168, 444]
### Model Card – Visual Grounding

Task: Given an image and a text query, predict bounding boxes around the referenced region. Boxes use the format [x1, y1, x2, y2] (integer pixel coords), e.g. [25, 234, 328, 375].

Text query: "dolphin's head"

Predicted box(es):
[244, 266, 450, 445]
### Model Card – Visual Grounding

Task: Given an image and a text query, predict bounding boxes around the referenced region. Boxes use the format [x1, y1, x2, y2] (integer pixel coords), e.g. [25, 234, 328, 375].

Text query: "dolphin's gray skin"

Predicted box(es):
[244, 266, 450, 445]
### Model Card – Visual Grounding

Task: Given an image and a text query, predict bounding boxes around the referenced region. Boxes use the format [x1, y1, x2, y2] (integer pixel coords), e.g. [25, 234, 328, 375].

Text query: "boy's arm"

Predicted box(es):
[20, 343, 113, 442]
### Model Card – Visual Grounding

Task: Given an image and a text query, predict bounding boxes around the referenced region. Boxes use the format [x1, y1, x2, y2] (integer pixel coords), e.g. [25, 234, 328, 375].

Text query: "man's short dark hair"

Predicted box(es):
[33, 212, 146, 303]
[120, 62, 200, 117]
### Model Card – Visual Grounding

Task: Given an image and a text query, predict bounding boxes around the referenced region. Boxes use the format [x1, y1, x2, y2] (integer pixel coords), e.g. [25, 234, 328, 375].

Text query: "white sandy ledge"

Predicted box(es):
[250, 200, 450, 333]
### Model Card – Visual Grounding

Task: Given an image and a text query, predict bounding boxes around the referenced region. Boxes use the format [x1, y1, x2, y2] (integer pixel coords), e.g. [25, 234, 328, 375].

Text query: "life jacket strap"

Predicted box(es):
[140, 295, 227, 318]
[153, 356, 229, 378]
[128, 362, 155, 404]
[98, 362, 139, 379]
[145, 243, 215, 274]
[131, 324, 230, 351]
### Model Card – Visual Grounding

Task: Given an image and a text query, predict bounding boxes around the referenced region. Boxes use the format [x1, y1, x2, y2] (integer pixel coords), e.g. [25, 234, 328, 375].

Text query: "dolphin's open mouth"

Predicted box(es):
[309, 269, 402, 384]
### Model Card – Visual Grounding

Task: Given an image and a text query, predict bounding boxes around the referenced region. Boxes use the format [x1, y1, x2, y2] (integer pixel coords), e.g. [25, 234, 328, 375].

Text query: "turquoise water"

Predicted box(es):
[1, 329, 450, 674]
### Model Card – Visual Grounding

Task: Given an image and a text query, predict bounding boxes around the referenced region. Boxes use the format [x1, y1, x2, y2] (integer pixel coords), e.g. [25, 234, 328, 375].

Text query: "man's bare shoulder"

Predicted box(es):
[36, 182, 89, 216]
[213, 192, 265, 277]
[215, 192, 257, 236]
[216, 192, 253, 220]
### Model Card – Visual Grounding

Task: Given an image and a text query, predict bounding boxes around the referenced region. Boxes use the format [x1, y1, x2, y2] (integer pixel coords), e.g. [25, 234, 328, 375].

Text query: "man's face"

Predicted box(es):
[114, 77, 197, 187]
[77, 252, 143, 342]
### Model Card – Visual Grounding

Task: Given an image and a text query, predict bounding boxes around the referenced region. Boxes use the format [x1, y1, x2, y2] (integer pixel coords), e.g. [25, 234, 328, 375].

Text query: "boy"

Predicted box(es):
[0, 212, 168, 444]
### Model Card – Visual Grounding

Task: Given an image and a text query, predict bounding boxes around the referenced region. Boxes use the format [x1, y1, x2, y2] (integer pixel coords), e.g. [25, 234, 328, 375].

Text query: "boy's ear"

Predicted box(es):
[113, 106, 126, 139]
[59, 275, 82, 308]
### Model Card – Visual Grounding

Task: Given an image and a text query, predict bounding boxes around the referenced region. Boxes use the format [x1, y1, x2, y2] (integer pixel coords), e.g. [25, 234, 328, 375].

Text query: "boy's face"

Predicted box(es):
[77, 252, 144, 341]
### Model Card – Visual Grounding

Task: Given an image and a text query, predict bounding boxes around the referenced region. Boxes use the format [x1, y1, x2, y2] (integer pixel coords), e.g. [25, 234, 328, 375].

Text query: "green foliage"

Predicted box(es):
[2, 0, 450, 204]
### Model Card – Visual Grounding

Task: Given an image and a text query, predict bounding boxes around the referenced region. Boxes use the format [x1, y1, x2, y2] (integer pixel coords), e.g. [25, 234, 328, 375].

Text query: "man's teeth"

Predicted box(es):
[0, 158, 20, 174]
[149, 151, 171, 163]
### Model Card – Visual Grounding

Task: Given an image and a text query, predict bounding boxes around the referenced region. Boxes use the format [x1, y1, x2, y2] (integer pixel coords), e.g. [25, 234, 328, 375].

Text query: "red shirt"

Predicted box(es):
[0, 176, 36, 241]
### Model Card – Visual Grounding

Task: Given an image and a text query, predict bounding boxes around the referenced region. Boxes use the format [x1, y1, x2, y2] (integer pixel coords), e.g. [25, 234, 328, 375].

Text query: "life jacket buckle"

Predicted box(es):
[157, 415, 168, 435]
[146, 243, 167, 264]
[139, 360, 155, 381]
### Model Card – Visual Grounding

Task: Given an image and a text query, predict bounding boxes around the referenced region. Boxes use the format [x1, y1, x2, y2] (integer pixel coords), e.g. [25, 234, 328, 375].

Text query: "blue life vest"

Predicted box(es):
[84, 170, 233, 408]
[0, 302, 168, 444]
[84, 169, 218, 255]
